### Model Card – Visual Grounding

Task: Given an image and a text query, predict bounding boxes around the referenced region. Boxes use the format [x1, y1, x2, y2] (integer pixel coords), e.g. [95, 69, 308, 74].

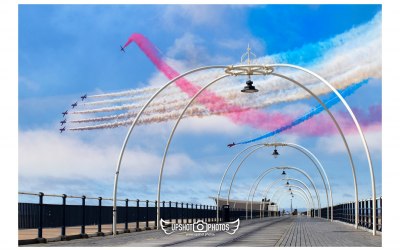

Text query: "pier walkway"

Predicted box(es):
[28, 216, 381, 247]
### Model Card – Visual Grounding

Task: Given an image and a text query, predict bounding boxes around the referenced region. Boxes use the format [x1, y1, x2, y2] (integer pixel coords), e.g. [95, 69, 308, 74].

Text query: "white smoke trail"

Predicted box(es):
[68, 12, 381, 130]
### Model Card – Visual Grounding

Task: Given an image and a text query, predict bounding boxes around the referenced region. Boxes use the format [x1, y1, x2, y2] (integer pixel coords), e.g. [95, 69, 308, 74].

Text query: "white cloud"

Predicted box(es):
[315, 126, 382, 154]
[178, 115, 245, 135]
[18, 129, 194, 183]
[217, 37, 266, 56]
[162, 5, 228, 29]
[166, 33, 210, 66]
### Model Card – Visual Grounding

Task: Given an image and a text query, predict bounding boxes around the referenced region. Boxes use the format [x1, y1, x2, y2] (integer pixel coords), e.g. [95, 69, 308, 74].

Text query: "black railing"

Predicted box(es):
[19, 192, 258, 241]
[319, 196, 382, 232]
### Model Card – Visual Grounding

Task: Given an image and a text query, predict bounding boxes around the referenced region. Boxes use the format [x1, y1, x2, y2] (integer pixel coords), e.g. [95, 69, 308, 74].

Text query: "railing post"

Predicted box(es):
[61, 194, 67, 239]
[162, 201, 165, 221]
[135, 200, 141, 232]
[368, 199, 373, 229]
[212, 206, 215, 222]
[169, 201, 172, 222]
[191, 203, 194, 223]
[145, 200, 150, 230]
[207, 205, 209, 223]
[124, 199, 129, 233]
[361, 200, 364, 227]
[181, 202, 184, 224]
[195, 204, 198, 222]
[154, 201, 158, 229]
[98, 197, 103, 235]
[38, 192, 44, 239]
[186, 203, 189, 224]
[175, 202, 178, 224]
[378, 197, 382, 231]
[81, 196, 87, 237]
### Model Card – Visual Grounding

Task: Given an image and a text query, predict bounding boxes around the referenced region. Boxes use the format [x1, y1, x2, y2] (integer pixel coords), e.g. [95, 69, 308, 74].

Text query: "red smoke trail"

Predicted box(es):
[122, 33, 292, 130]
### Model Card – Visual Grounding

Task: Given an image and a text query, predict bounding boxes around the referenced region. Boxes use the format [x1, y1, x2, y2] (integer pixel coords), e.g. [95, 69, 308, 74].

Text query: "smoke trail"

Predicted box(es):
[122, 33, 305, 130]
[235, 79, 369, 145]
[88, 87, 158, 99]
[67, 11, 381, 131]
[69, 79, 373, 132]
[74, 11, 380, 113]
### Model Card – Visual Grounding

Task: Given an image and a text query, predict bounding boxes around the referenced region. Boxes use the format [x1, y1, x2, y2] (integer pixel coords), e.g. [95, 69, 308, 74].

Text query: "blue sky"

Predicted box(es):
[18, 5, 382, 211]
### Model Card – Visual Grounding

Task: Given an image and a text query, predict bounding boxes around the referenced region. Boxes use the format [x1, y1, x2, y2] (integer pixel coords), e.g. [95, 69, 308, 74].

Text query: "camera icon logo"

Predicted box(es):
[193, 220, 208, 233]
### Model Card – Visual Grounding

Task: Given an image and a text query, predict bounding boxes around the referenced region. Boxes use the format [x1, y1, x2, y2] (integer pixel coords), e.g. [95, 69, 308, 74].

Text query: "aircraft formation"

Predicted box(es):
[59, 94, 87, 133]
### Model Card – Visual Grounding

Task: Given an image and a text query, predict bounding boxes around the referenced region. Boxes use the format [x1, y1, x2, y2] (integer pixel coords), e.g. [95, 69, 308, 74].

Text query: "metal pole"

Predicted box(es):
[186, 203, 189, 224]
[38, 192, 43, 239]
[98, 197, 102, 234]
[112, 65, 226, 234]
[169, 201, 172, 222]
[125, 199, 129, 232]
[145, 200, 150, 230]
[191, 204, 194, 223]
[81, 196, 86, 236]
[181, 202, 184, 224]
[195, 204, 198, 222]
[61, 194, 66, 238]
[154, 201, 157, 229]
[135, 200, 140, 231]
[175, 202, 178, 224]
[156, 75, 230, 229]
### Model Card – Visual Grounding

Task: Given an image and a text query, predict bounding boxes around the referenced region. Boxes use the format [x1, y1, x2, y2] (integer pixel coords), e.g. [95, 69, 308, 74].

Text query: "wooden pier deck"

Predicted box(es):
[26, 216, 381, 247]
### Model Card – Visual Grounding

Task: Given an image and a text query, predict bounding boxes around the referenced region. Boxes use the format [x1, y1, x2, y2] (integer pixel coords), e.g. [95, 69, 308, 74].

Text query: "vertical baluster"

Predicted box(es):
[81, 196, 87, 237]
[175, 202, 178, 224]
[145, 200, 150, 230]
[61, 194, 67, 239]
[98, 197, 103, 235]
[124, 199, 129, 233]
[38, 192, 44, 239]
[154, 201, 157, 229]
[135, 200, 140, 231]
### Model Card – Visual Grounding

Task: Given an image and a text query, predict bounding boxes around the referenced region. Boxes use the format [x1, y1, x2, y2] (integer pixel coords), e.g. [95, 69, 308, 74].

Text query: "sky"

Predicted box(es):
[18, 4, 382, 211]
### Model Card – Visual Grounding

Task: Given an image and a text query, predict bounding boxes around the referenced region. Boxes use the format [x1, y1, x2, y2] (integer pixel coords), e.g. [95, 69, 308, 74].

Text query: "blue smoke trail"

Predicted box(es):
[236, 79, 369, 145]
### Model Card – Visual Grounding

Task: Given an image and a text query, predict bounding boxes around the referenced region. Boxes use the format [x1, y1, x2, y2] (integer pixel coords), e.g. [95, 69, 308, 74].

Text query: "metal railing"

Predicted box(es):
[19, 191, 256, 241]
[319, 196, 382, 232]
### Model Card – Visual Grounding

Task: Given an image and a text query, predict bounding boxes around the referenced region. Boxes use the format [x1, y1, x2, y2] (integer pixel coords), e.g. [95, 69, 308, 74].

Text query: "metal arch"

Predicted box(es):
[277, 189, 312, 216]
[276, 188, 312, 216]
[155, 74, 231, 229]
[216, 143, 264, 222]
[227, 149, 323, 218]
[285, 143, 333, 221]
[243, 166, 320, 219]
[112, 65, 227, 234]
[272, 185, 315, 210]
[271, 64, 375, 235]
[270, 72, 359, 226]
[248, 166, 321, 219]
[154, 66, 355, 228]
[262, 177, 316, 212]
[114, 63, 375, 234]
[217, 142, 333, 221]
[227, 146, 269, 204]
[154, 66, 360, 226]
[225, 70, 359, 222]
[271, 185, 317, 213]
